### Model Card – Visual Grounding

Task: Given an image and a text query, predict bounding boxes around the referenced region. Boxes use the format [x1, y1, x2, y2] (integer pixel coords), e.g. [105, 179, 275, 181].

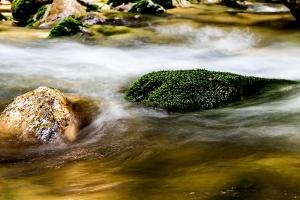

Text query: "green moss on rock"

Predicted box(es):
[12, 0, 37, 26]
[130, 0, 165, 14]
[35, 4, 48, 21]
[86, 4, 100, 12]
[108, 0, 173, 9]
[49, 17, 83, 38]
[77, 0, 100, 12]
[125, 69, 295, 112]
[26, 5, 48, 27]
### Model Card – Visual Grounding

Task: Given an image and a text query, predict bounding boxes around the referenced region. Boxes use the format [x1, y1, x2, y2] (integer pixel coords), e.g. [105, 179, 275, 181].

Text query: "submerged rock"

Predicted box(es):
[83, 11, 152, 27]
[125, 69, 295, 112]
[0, 87, 99, 144]
[108, 0, 165, 13]
[130, 0, 165, 14]
[82, 13, 106, 25]
[115, 2, 135, 11]
[49, 17, 84, 38]
[91, 25, 131, 36]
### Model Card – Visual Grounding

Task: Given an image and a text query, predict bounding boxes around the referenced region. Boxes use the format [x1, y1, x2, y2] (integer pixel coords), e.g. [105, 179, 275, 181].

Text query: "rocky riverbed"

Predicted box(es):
[1, 0, 300, 199]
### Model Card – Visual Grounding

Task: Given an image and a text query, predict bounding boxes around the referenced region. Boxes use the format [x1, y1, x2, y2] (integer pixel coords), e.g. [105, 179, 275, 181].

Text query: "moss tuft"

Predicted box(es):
[125, 69, 296, 112]
[77, 0, 100, 12]
[35, 5, 48, 21]
[12, 0, 38, 26]
[49, 17, 84, 38]
[130, 0, 165, 14]
[86, 4, 100, 12]
[26, 5, 47, 27]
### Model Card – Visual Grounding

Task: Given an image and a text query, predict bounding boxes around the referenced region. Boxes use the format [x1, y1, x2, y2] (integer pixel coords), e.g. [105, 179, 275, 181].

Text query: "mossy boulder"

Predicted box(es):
[108, 0, 173, 9]
[130, 0, 165, 14]
[125, 69, 295, 112]
[49, 17, 84, 38]
[0, 87, 99, 145]
[11, 0, 37, 26]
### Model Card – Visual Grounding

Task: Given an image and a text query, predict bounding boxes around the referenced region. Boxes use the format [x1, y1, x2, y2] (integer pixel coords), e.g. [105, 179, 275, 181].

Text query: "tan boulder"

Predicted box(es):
[39, 0, 87, 28]
[0, 87, 98, 145]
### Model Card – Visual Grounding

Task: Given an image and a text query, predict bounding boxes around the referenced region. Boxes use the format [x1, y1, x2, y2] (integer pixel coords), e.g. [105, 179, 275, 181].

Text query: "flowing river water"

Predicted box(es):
[1, 4, 300, 200]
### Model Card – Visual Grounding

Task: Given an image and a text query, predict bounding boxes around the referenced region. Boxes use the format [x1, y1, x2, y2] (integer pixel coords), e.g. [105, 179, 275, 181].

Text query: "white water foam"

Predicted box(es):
[0, 25, 300, 141]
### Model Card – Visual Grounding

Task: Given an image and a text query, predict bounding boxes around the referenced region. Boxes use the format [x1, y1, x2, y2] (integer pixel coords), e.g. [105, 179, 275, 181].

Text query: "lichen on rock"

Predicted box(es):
[125, 69, 296, 112]
[0, 87, 99, 144]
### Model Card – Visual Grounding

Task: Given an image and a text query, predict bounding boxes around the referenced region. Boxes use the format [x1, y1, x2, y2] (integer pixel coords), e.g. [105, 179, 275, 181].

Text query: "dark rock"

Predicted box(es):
[11, 0, 37, 26]
[129, 0, 165, 14]
[283, 0, 300, 21]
